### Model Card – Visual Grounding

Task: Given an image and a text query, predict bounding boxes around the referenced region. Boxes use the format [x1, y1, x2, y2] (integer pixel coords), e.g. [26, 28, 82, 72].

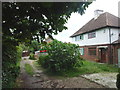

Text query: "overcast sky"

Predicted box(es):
[53, 0, 120, 43]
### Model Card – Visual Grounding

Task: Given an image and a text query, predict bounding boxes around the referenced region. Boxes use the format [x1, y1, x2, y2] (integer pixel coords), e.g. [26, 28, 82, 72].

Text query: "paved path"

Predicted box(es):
[16, 57, 107, 88]
[82, 72, 118, 88]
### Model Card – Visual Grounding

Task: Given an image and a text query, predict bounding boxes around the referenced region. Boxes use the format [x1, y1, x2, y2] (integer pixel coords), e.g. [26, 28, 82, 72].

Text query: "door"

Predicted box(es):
[118, 48, 120, 67]
[101, 48, 106, 63]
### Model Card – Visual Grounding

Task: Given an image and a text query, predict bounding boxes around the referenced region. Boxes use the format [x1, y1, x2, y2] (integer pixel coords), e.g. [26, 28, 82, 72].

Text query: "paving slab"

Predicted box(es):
[81, 72, 118, 88]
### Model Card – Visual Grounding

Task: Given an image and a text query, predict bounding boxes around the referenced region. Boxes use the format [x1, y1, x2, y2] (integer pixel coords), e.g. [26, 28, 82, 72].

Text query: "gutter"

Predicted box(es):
[109, 27, 113, 64]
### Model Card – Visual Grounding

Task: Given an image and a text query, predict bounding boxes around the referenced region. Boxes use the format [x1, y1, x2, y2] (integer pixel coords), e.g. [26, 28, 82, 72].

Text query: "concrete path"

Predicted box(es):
[81, 72, 118, 88]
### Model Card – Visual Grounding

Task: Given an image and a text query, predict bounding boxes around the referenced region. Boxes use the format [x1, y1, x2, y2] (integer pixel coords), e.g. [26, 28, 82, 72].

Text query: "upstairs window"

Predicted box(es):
[88, 32, 96, 39]
[80, 35, 84, 40]
[75, 36, 79, 41]
[75, 35, 84, 41]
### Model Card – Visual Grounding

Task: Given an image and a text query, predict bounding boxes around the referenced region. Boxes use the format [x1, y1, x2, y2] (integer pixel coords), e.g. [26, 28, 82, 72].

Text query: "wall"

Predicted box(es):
[72, 27, 119, 46]
[79, 44, 120, 65]
[112, 44, 120, 64]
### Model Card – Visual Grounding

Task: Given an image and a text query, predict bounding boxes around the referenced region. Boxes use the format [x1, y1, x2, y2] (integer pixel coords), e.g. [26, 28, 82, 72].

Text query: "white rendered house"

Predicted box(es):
[71, 10, 120, 65]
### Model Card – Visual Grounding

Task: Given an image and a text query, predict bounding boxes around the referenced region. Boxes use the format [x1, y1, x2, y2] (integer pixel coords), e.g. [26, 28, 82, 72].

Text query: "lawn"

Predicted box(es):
[25, 63, 34, 76]
[39, 60, 118, 77]
[64, 60, 118, 77]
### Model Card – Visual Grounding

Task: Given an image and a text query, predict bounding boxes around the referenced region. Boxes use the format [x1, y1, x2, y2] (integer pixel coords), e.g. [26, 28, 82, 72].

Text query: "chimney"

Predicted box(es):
[94, 9, 104, 19]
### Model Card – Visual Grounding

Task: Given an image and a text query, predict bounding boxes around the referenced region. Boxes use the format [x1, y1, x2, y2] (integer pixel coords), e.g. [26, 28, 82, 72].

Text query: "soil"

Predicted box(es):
[16, 57, 107, 88]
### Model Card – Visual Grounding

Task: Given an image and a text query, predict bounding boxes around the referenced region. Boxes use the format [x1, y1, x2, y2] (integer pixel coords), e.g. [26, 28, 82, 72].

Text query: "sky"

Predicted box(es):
[53, 0, 120, 43]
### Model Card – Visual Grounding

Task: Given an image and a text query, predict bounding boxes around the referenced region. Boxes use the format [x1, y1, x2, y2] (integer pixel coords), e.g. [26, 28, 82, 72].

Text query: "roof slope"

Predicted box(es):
[71, 12, 120, 37]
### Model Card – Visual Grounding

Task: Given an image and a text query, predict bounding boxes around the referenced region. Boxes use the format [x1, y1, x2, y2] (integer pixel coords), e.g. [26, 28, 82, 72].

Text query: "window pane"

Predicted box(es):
[79, 48, 84, 55]
[80, 35, 84, 40]
[88, 47, 96, 55]
[88, 32, 96, 39]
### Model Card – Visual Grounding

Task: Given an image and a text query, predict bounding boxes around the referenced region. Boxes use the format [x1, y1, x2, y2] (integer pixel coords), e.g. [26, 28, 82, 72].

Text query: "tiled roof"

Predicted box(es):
[112, 39, 120, 44]
[71, 12, 120, 37]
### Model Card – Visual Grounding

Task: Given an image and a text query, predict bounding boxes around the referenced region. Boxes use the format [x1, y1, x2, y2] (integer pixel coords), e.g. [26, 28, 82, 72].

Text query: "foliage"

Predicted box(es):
[25, 64, 34, 76]
[38, 55, 50, 68]
[2, 2, 92, 88]
[19, 43, 29, 51]
[45, 60, 118, 77]
[2, 2, 92, 43]
[2, 38, 21, 88]
[29, 53, 36, 60]
[29, 40, 40, 53]
[16, 45, 23, 61]
[40, 40, 82, 72]
[116, 68, 120, 89]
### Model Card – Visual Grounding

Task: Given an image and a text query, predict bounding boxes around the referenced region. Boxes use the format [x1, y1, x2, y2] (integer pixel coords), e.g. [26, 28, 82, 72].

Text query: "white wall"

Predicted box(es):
[71, 27, 119, 46]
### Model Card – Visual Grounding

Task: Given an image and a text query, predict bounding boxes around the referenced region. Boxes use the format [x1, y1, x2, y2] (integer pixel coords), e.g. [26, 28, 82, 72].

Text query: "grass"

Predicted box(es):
[40, 60, 118, 77]
[25, 63, 34, 76]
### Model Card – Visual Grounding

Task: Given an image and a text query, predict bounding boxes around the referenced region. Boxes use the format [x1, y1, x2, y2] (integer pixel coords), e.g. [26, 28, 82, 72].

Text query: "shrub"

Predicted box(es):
[38, 55, 50, 68]
[29, 53, 36, 60]
[116, 68, 120, 89]
[16, 46, 23, 66]
[29, 40, 40, 53]
[2, 39, 21, 88]
[40, 40, 82, 72]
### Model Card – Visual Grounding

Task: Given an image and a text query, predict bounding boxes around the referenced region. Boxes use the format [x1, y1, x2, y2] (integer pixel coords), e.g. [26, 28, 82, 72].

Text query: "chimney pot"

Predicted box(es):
[94, 9, 104, 19]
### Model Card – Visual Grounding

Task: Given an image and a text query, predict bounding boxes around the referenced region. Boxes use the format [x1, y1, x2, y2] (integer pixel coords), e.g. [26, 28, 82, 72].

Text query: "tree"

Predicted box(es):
[29, 40, 40, 53]
[2, 2, 92, 44]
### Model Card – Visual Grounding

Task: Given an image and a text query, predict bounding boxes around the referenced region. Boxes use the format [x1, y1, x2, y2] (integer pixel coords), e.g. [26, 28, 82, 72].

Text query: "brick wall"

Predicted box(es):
[112, 44, 120, 64]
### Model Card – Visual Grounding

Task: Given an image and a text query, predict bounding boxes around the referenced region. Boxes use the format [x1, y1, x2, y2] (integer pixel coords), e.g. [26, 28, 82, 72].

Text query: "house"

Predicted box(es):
[70, 10, 120, 66]
[45, 37, 53, 43]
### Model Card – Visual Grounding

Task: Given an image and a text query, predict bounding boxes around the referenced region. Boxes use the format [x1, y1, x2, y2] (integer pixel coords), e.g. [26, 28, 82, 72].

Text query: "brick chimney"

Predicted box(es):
[94, 9, 104, 19]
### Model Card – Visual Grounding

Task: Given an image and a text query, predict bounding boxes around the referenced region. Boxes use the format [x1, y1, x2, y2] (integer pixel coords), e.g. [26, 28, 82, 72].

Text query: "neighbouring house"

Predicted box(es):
[45, 37, 53, 43]
[70, 10, 120, 66]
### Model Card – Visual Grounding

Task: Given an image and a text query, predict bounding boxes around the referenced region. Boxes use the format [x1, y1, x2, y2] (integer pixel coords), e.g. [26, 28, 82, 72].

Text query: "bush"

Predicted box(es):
[29, 40, 40, 53]
[29, 53, 36, 60]
[40, 40, 82, 72]
[2, 39, 21, 88]
[16, 46, 23, 66]
[38, 55, 50, 68]
[116, 68, 120, 89]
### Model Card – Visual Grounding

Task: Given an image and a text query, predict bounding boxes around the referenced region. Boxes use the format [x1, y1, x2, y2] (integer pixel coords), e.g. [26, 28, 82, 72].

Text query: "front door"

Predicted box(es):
[118, 48, 120, 67]
[101, 48, 106, 63]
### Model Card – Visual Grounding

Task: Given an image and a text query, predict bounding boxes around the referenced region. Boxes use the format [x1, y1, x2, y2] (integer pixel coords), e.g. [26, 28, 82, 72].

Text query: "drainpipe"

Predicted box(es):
[109, 27, 112, 64]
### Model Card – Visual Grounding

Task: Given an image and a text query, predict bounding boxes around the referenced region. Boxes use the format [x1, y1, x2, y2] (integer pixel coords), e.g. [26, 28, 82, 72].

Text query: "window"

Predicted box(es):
[75, 36, 79, 41]
[88, 47, 96, 55]
[103, 30, 106, 33]
[88, 32, 96, 39]
[79, 48, 84, 55]
[75, 35, 84, 41]
[80, 35, 84, 40]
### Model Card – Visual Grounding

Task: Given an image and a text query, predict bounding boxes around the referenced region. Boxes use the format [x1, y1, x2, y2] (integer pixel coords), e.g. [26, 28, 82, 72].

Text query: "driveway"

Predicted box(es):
[16, 57, 106, 88]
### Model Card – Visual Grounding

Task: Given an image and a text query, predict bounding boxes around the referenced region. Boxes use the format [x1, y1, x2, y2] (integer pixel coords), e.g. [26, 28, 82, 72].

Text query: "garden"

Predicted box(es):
[36, 40, 118, 77]
[2, 2, 120, 89]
